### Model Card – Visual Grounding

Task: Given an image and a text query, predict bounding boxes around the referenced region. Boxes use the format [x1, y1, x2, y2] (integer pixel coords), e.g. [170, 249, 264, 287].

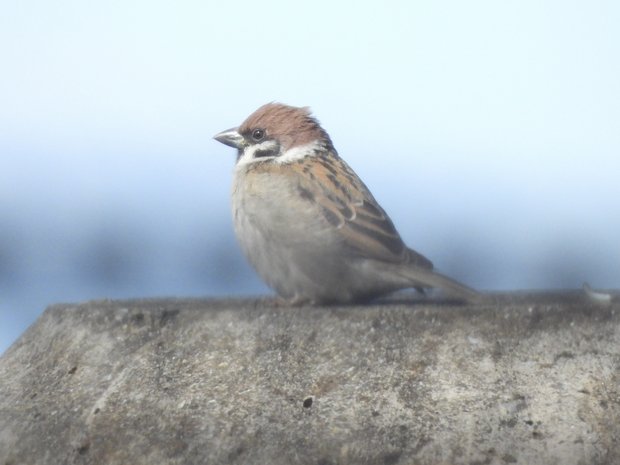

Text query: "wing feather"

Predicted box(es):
[295, 152, 433, 269]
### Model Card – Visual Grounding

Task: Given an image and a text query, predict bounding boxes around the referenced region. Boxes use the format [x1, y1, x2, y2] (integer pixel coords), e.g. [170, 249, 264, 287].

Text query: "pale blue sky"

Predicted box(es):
[1, 1, 619, 351]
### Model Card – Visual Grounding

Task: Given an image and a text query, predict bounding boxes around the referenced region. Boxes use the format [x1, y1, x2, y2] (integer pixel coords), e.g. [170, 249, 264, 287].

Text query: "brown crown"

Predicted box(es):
[238, 103, 334, 151]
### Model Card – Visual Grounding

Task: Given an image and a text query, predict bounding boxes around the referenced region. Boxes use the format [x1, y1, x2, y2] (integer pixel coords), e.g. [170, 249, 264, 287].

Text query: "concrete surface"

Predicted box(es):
[0, 292, 619, 465]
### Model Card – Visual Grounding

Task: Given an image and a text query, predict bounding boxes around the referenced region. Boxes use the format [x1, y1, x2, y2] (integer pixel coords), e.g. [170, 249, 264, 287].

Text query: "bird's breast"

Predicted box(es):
[232, 162, 338, 245]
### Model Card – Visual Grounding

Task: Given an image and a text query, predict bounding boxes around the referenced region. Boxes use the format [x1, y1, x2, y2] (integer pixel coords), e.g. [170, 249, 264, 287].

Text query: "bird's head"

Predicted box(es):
[214, 103, 334, 166]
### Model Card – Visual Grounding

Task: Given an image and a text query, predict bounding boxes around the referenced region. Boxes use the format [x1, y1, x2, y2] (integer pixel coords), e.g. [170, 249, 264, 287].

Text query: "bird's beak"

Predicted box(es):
[213, 127, 245, 149]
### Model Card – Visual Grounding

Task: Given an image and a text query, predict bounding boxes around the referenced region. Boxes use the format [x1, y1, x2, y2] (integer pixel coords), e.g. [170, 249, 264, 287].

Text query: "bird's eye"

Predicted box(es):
[251, 128, 265, 141]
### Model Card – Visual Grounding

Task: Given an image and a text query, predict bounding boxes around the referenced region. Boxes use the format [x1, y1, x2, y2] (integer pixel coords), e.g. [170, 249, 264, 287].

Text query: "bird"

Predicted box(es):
[214, 102, 481, 305]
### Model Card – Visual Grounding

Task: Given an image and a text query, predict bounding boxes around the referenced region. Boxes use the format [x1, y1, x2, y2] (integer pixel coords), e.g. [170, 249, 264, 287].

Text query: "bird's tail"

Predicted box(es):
[391, 265, 484, 303]
[419, 270, 483, 303]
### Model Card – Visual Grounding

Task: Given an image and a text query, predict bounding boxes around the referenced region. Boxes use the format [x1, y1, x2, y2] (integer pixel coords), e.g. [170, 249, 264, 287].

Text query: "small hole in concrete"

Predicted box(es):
[383, 451, 401, 464]
[68, 366, 77, 375]
[93, 408, 100, 415]
[303, 397, 313, 408]
[76, 442, 90, 455]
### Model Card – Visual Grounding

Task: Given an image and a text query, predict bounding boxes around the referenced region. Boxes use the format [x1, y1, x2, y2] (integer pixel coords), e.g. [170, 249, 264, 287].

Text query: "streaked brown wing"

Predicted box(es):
[295, 152, 433, 269]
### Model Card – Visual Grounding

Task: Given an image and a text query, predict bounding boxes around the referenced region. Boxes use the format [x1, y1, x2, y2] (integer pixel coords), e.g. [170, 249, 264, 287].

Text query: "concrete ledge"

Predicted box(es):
[0, 293, 619, 464]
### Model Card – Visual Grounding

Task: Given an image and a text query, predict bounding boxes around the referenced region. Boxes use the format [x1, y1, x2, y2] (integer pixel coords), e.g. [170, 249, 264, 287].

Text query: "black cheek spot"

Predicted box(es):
[254, 148, 277, 158]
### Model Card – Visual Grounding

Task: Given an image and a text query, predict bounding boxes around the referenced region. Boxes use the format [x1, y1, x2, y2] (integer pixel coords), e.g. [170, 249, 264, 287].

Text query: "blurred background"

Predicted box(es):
[1, 1, 619, 353]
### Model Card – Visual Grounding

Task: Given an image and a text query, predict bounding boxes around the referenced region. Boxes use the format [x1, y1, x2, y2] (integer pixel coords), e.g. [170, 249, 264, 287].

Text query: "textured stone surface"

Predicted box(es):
[0, 293, 619, 465]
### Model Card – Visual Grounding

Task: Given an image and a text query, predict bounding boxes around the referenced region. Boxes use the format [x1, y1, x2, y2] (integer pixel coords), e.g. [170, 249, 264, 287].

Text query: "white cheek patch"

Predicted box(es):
[236, 140, 281, 167]
[236, 140, 325, 167]
[275, 141, 324, 164]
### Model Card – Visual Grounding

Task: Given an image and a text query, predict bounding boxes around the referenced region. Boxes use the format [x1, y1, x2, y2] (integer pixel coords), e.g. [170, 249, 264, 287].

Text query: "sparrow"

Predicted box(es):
[214, 103, 480, 305]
